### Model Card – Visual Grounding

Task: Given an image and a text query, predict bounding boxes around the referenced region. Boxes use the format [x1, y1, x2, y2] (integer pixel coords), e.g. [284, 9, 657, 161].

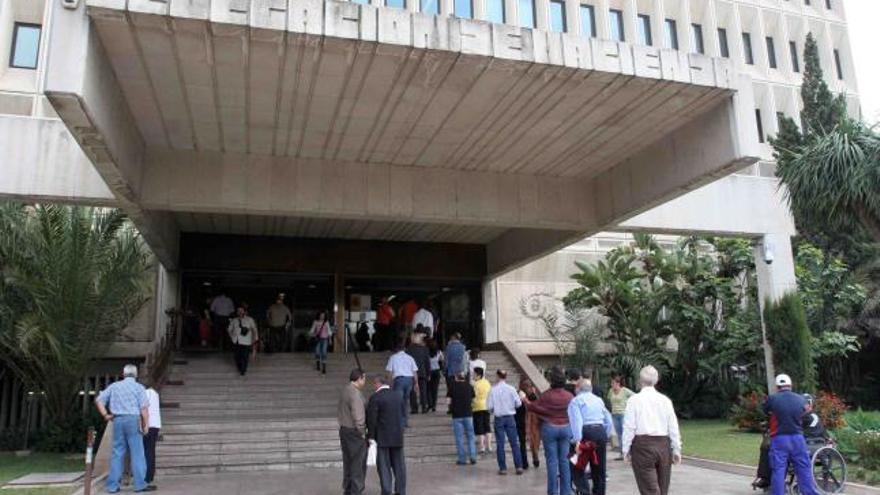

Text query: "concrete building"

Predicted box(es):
[0, 0, 859, 363]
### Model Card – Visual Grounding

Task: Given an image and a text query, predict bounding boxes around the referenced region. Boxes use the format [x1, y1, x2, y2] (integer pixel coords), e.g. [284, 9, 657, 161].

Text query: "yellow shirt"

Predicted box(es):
[472, 378, 491, 412]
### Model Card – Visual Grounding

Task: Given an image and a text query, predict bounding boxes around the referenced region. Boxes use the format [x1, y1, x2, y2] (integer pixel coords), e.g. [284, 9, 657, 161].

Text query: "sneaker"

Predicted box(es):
[498, 470, 507, 475]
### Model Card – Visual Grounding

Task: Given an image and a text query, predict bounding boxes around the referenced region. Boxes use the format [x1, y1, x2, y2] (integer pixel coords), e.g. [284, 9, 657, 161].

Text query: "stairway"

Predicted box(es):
[157, 350, 522, 475]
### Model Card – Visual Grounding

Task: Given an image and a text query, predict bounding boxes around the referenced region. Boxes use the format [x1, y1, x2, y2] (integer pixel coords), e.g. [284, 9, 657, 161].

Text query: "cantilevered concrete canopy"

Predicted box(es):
[43, 0, 760, 274]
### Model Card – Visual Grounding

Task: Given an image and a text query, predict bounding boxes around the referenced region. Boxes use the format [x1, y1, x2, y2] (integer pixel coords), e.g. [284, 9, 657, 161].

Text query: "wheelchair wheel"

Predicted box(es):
[811, 446, 846, 494]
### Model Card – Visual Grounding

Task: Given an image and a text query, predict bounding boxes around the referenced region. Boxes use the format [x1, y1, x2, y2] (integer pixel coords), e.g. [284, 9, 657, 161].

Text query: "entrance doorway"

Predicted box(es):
[180, 271, 333, 352]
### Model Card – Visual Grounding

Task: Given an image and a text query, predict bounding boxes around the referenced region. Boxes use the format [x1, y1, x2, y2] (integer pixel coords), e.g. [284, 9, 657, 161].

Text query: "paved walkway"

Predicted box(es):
[132, 457, 757, 494]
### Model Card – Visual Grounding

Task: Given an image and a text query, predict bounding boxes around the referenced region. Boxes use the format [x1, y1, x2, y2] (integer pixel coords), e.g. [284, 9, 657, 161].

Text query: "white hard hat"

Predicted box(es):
[775, 374, 792, 387]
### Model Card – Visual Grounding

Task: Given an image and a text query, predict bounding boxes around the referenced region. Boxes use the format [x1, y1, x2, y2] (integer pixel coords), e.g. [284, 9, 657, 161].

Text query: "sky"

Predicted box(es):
[845, 0, 880, 125]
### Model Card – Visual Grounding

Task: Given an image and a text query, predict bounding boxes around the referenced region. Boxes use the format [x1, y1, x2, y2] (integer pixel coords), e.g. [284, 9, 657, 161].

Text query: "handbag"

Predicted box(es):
[366, 440, 377, 466]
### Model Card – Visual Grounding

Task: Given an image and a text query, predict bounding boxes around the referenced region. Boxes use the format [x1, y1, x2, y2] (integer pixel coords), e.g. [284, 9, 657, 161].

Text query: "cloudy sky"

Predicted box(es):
[845, 0, 880, 124]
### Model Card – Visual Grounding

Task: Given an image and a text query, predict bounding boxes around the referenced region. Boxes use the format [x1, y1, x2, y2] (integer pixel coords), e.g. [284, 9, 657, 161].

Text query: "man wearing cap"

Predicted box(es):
[762, 374, 820, 495]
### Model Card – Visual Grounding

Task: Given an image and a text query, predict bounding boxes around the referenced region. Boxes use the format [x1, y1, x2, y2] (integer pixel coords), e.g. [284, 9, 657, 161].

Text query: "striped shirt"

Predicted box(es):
[96, 377, 147, 416]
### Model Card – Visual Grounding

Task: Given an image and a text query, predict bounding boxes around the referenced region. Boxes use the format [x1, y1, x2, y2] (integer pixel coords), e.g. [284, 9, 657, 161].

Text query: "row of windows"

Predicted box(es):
[9, 22, 41, 70]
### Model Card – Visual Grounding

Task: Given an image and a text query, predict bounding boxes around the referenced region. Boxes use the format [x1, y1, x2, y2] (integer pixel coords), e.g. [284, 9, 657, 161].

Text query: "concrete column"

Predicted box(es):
[482, 278, 499, 344]
[754, 232, 798, 393]
[334, 272, 346, 353]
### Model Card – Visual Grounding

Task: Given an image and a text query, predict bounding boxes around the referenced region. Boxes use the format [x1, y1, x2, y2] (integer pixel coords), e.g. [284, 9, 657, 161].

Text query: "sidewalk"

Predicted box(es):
[129, 457, 756, 494]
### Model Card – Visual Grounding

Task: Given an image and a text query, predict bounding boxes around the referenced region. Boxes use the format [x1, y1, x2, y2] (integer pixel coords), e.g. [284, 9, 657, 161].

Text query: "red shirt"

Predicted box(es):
[377, 304, 394, 325]
[400, 300, 418, 326]
[526, 388, 574, 426]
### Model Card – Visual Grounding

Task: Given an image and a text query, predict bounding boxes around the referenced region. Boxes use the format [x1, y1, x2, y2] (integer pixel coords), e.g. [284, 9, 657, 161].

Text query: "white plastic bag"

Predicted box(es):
[367, 440, 377, 466]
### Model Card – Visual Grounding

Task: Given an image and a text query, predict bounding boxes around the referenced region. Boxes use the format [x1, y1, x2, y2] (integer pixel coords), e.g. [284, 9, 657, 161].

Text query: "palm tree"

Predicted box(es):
[0, 203, 151, 425]
[778, 120, 880, 243]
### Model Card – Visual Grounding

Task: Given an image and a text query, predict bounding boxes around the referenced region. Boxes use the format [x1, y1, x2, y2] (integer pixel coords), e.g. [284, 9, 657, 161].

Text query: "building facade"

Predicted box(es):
[0, 0, 859, 362]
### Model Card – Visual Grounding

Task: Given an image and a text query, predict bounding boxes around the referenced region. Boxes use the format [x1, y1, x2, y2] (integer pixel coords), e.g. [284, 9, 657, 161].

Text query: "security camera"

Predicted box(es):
[762, 241, 774, 265]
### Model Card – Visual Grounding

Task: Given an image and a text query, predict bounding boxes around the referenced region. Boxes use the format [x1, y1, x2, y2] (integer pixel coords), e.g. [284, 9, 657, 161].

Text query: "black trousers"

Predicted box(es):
[572, 424, 608, 495]
[234, 343, 251, 375]
[143, 427, 160, 483]
[410, 376, 428, 413]
[427, 370, 441, 409]
[266, 326, 286, 353]
[213, 315, 230, 350]
[377, 446, 406, 495]
[340, 427, 367, 495]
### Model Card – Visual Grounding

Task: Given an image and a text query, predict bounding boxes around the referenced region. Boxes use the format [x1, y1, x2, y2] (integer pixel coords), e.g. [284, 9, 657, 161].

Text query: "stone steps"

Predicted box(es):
[156, 350, 522, 474]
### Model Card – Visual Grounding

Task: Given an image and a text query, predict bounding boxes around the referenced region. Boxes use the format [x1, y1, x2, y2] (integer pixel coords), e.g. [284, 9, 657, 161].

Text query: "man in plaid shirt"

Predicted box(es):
[95, 364, 154, 493]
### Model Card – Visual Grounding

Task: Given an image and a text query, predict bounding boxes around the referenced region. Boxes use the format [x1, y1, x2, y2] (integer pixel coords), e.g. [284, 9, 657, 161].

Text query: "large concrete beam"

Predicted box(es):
[619, 174, 796, 237]
[0, 116, 116, 206]
[139, 148, 597, 230]
[42, 1, 179, 269]
[486, 95, 760, 277]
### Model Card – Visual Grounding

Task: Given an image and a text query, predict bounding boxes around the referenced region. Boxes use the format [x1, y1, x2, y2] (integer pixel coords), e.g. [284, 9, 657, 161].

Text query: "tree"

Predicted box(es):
[0, 203, 151, 426]
[763, 293, 817, 392]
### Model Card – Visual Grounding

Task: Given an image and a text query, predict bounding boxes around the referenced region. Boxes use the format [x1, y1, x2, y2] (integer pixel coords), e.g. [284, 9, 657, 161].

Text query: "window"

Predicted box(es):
[833, 49, 844, 80]
[755, 109, 765, 143]
[386, 0, 406, 9]
[487, 0, 506, 23]
[454, 0, 472, 18]
[549, 0, 566, 32]
[9, 23, 41, 70]
[353, 0, 371, 4]
[665, 19, 678, 50]
[742, 32, 754, 65]
[766, 37, 777, 69]
[420, 0, 438, 12]
[691, 23, 704, 54]
[519, 0, 536, 27]
[825, 0, 832, 9]
[718, 28, 729, 58]
[609, 9, 625, 42]
[789, 41, 800, 72]
[580, 4, 596, 38]
[637, 14, 652, 46]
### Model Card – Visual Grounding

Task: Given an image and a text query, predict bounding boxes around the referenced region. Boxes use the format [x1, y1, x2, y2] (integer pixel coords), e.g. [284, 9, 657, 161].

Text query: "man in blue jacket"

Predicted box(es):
[762, 374, 820, 495]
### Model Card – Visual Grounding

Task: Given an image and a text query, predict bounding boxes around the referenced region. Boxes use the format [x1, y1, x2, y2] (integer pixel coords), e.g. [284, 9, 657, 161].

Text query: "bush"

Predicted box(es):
[31, 411, 105, 453]
[764, 293, 816, 392]
[854, 431, 880, 470]
[813, 391, 848, 429]
[730, 391, 768, 432]
[845, 409, 880, 432]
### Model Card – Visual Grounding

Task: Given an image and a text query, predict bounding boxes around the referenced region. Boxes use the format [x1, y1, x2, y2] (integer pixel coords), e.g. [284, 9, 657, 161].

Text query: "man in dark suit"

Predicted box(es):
[367, 375, 407, 495]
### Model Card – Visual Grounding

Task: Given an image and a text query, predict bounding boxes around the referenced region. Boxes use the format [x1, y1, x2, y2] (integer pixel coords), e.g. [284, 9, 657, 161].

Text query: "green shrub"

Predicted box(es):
[845, 409, 880, 432]
[764, 293, 816, 391]
[854, 431, 880, 470]
[31, 411, 105, 453]
[730, 391, 768, 432]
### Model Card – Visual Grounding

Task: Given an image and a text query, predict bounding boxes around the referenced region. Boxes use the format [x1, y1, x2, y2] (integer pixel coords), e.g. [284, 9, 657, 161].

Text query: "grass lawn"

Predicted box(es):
[0, 452, 82, 494]
[681, 419, 763, 467]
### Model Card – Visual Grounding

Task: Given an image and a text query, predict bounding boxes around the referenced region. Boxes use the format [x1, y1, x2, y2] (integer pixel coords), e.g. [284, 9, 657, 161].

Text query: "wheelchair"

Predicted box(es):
[753, 438, 847, 494]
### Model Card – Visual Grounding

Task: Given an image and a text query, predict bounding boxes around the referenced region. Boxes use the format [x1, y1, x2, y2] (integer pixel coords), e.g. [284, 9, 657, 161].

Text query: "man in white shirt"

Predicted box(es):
[386, 340, 419, 428]
[411, 302, 434, 337]
[228, 305, 258, 376]
[143, 385, 162, 488]
[486, 369, 524, 475]
[622, 365, 681, 495]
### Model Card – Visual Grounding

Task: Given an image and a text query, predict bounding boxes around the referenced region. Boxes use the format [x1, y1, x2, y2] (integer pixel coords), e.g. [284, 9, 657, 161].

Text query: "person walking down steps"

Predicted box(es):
[311, 311, 332, 374]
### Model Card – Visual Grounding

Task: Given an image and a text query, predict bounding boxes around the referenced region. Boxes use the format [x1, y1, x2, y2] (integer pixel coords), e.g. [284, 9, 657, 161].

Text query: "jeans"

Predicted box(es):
[453, 417, 477, 463]
[770, 434, 820, 495]
[392, 376, 414, 428]
[612, 414, 624, 452]
[107, 415, 147, 492]
[494, 415, 523, 471]
[542, 423, 572, 495]
[315, 337, 329, 363]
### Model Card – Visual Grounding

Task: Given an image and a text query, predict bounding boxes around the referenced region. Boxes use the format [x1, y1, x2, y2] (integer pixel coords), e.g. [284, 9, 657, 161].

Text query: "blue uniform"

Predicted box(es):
[762, 390, 819, 495]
